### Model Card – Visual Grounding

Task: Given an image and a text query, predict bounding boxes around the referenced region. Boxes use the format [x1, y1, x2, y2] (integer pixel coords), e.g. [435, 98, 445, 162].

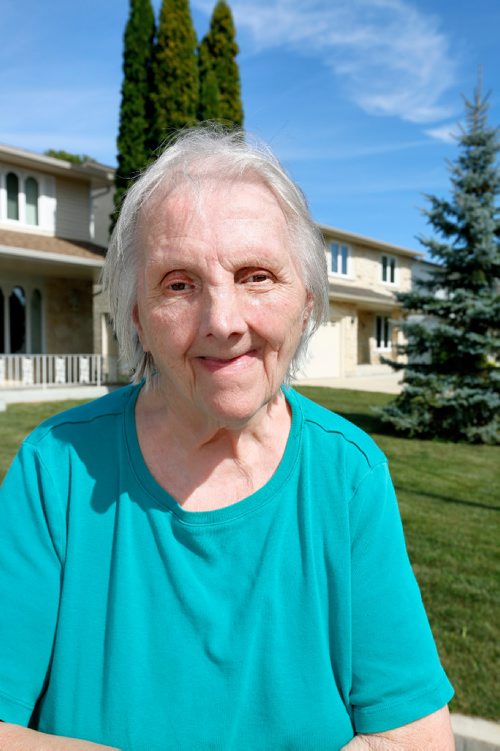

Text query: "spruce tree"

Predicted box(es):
[114, 0, 156, 226]
[198, 1, 243, 126]
[381, 85, 500, 444]
[149, 0, 199, 151]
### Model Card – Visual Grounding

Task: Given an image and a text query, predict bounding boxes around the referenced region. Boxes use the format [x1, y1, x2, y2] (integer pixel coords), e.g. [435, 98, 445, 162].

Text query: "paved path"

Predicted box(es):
[0, 385, 113, 408]
[296, 371, 403, 394]
[453, 714, 500, 750]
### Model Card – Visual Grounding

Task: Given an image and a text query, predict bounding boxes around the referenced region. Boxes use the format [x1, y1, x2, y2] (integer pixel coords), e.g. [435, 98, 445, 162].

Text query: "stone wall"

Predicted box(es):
[45, 277, 93, 353]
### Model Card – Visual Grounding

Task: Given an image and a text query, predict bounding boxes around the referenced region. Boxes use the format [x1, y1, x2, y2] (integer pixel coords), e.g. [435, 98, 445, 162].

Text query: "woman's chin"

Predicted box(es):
[196, 385, 276, 428]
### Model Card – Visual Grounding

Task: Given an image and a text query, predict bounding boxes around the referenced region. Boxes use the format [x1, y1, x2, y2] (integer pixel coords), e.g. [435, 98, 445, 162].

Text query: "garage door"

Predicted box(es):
[300, 320, 341, 378]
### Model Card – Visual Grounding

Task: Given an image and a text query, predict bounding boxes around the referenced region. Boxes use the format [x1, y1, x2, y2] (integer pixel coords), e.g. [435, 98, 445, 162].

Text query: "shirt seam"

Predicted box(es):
[0, 686, 34, 713]
[28, 445, 67, 566]
[348, 459, 388, 507]
[353, 675, 448, 717]
[302, 416, 385, 469]
[24, 408, 127, 448]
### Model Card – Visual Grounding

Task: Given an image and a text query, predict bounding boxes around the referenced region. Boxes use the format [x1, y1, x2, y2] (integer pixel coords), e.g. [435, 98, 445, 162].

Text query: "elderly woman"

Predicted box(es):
[0, 128, 453, 750]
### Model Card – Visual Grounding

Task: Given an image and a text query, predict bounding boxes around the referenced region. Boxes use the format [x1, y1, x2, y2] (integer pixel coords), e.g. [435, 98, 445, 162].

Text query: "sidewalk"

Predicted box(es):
[453, 714, 500, 751]
[0, 385, 114, 409]
[296, 371, 403, 394]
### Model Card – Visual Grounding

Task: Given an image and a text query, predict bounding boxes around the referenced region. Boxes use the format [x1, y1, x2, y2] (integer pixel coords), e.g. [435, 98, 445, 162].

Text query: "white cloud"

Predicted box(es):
[425, 122, 461, 143]
[194, 0, 457, 124]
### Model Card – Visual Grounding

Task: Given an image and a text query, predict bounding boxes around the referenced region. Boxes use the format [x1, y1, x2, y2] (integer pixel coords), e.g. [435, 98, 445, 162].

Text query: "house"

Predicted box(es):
[0, 144, 115, 388]
[302, 225, 420, 379]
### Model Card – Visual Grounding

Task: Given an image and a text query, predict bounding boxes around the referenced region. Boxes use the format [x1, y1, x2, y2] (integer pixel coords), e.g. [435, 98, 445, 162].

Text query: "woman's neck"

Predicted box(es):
[135, 384, 292, 511]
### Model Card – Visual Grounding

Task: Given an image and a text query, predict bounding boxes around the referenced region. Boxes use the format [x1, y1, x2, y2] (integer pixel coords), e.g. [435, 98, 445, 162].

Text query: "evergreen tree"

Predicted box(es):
[113, 0, 156, 226]
[149, 0, 199, 151]
[381, 85, 500, 444]
[198, 1, 243, 126]
[197, 36, 221, 120]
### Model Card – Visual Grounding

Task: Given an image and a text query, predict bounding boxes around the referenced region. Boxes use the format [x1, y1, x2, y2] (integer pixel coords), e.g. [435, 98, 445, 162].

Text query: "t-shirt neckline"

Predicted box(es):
[124, 384, 303, 526]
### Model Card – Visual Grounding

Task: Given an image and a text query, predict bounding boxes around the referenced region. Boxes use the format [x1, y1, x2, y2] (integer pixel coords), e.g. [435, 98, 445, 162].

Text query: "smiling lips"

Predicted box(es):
[197, 350, 257, 372]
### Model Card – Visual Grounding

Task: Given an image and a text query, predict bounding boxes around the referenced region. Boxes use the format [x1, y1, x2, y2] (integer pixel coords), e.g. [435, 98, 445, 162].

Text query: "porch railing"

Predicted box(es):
[0, 354, 103, 388]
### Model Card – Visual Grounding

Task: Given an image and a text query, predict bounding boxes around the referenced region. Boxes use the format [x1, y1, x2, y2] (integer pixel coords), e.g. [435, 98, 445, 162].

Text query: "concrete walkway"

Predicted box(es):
[296, 371, 403, 394]
[453, 714, 500, 751]
[0, 385, 114, 409]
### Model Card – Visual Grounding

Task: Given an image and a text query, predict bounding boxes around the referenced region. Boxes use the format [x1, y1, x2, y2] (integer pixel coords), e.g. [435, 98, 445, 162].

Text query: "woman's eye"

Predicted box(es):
[163, 277, 193, 292]
[242, 271, 272, 284]
[250, 273, 269, 282]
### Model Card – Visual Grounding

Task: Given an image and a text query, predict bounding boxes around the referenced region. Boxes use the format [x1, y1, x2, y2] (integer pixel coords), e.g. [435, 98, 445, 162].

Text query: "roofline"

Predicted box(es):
[0, 143, 115, 187]
[318, 223, 422, 259]
[0, 244, 104, 269]
[330, 288, 400, 308]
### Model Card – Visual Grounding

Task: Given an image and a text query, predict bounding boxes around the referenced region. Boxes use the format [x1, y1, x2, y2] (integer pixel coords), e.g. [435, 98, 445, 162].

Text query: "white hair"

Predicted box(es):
[102, 125, 329, 387]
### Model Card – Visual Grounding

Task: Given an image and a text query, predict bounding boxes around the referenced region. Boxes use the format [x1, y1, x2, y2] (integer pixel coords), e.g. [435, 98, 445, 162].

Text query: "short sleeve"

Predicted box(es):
[0, 441, 64, 725]
[348, 461, 453, 733]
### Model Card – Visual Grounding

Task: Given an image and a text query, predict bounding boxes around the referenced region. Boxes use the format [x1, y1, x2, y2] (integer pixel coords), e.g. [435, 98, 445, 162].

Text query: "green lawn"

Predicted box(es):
[1, 388, 499, 720]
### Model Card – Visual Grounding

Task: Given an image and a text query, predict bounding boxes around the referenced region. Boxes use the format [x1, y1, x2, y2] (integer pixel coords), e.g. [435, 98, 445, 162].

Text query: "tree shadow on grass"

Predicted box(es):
[395, 485, 499, 512]
[334, 409, 397, 438]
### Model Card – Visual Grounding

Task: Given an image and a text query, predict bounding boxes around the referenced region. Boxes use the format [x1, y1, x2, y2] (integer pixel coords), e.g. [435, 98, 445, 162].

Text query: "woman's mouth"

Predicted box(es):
[196, 350, 257, 372]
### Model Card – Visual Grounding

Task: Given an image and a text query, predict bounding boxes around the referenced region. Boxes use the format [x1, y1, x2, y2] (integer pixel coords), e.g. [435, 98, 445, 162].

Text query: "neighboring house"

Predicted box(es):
[301, 226, 421, 379]
[0, 144, 115, 387]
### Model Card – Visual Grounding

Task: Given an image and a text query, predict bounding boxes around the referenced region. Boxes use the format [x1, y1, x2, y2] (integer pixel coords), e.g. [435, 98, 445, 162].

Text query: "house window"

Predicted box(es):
[331, 243, 349, 275]
[0, 285, 43, 353]
[25, 177, 39, 225]
[6, 172, 19, 220]
[381, 254, 396, 284]
[9, 286, 26, 354]
[376, 316, 391, 350]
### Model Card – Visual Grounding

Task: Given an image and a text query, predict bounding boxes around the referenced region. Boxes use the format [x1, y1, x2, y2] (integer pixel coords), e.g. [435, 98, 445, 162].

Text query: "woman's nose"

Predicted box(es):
[199, 286, 247, 339]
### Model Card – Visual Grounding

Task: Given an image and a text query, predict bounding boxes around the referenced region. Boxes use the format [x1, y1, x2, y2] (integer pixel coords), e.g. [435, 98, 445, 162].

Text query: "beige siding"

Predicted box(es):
[55, 177, 91, 241]
[326, 242, 413, 294]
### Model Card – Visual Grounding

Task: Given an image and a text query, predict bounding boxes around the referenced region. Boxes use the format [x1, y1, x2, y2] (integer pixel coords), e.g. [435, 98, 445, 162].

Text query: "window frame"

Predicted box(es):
[330, 242, 351, 277]
[0, 279, 45, 354]
[25, 176, 40, 226]
[1, 169, 42, 227]
[381, 254, 397, 285]
[6, 171, 20, 221]
[375, 315, 391, 351]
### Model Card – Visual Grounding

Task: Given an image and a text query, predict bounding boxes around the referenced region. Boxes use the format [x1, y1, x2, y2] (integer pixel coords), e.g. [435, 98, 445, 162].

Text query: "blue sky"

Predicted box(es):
[1, 0, 499, 252]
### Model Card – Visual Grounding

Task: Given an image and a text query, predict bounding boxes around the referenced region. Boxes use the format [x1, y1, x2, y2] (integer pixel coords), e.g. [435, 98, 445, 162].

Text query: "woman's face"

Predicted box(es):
[133, 177, 311, 427]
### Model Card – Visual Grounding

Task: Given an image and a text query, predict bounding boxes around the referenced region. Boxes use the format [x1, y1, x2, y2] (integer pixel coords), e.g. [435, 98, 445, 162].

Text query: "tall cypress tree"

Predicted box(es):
[198, 1, 243, 126]
[149, 0, 199, 151]
[198, 35, 221, 121]
[381, 85, 500, 444]
[114, 0, 156, 226]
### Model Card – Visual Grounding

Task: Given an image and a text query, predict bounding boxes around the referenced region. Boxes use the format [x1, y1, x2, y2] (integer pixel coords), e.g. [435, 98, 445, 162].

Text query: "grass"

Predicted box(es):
[1, 388, 499, 720]
[297, 387, 500, 722]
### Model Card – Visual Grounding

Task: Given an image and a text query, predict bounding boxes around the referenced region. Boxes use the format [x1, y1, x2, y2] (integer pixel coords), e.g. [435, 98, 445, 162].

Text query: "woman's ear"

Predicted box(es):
[302, 293, 314, 332]
[132, 305, 149, 352]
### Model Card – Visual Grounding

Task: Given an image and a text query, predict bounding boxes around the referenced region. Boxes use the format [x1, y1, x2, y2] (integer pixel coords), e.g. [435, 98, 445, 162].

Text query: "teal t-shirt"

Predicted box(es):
[0, 385, 452, 750]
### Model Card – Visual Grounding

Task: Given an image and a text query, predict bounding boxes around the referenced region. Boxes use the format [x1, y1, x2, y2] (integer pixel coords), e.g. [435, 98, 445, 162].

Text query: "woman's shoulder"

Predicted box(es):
[288, 388, 386, 471]
[24, 383, 139, 451]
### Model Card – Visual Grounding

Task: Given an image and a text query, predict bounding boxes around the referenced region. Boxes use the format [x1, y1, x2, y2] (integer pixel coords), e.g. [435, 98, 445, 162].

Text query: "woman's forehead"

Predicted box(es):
[139, 177, 289, 239]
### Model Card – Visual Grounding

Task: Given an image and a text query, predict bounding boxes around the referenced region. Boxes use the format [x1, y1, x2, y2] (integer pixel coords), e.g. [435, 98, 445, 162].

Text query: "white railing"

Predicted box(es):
[0, 354, 103, 388]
